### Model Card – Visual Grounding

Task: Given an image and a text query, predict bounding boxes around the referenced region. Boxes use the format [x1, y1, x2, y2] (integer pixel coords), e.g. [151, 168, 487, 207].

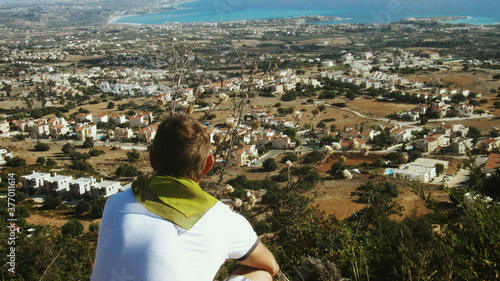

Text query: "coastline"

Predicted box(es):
[106, 1, 499, 27]
[107, 0, 197, 25]
[109, 14, 496, 27]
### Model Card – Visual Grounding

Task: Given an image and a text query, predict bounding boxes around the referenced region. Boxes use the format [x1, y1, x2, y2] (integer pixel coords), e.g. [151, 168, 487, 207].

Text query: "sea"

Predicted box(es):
[112, 0, 500, 25]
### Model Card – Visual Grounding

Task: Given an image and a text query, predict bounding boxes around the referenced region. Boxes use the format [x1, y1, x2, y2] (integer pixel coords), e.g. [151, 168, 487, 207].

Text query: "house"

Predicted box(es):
[49, 125, 69, 138]
[21, 171, 51, 194]
[129, 115, 145, 128]
[111, 114, 127, 125]
[454, 103, 475, 116]
[390, 128, 412, 143]
[392, 165, 435, 182]
[413, 158, 449, 170]
[450, 137, 474, 154]
[338, 129, 359, 140]
[480, 138, 500, 151]
[251, 106, 268, 119]
[414, 136, 440, 152]
[47, 117, 67, 128]
[91, 180, 122, 198]
[12, 120, 33, 132]
[31, 124, 49, 138]
[340, 138, 366, 150]
[452, 124, 469, 138]
[434, 124, 452, 136]
[44, 173, 73, 196]
[270, 84, 284, 93]
[283, 82, 296, 91]
[0, 121, 10, 133]
[235, 145, 258, 166]
[271, 135, 295, 150]
[138, 123, 158, 143]
[0, 148, 14, 165]
[114, 128, 134, 142]
[75, 124, 97, 141]
[392, 158, 448, 183]
[129, 112, 153, 128]
[94, 113, 108, 124]
[75, 113, 93, 123]
[70, 176, 97, 198]
[484, 153, 500, 174]
[360, 130, 375, 143]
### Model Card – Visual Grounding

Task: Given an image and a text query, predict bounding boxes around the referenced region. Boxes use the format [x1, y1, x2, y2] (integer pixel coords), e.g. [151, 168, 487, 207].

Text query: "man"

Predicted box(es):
[92, 114, 279, 281]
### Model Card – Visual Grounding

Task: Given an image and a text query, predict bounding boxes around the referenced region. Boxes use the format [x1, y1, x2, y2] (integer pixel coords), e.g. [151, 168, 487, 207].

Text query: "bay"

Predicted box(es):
[112, 0, 500, 25]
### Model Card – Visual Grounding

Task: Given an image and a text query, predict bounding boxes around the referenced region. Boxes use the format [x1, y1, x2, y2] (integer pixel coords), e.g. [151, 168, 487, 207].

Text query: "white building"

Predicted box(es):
[75, 113, 93, 123]
[111, 114, 127, 125]
[390, 128, 413, 143]
[138, 123, 158, 143]
[70, 176, 97, 198]
[21, 171, 51, 194]
[44, 173, 73, 196]
[114, 128, 134, 142]
[129, 115, 145, 128]
[91, 180, 122, 198]
[94, 113, 108, 124]
[75, 124, 97, 141]
[236, 145, 258, 166]
[0, 121, 10, 133]
[392, 158, 448, 182]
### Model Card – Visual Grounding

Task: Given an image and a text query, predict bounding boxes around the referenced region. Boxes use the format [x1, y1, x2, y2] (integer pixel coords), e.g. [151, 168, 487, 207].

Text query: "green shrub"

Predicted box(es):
[43, 194, 62, 210]
[34, 142, 50, 151]
[61, 220, 84, 237]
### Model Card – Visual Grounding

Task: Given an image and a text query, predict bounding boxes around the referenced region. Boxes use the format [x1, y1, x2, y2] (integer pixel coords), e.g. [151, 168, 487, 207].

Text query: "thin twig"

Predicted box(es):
[39, 246, 66, 281]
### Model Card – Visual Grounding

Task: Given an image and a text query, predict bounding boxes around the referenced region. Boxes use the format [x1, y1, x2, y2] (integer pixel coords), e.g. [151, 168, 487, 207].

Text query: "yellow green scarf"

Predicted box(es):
[132, 175, 218, 230]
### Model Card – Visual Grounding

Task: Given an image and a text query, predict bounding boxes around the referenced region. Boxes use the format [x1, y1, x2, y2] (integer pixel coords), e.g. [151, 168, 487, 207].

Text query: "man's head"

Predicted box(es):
[150, 114, 212, 182]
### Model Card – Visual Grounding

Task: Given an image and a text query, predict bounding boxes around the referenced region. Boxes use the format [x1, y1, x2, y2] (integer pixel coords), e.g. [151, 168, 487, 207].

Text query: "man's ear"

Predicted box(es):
[202, 154, 214, 175]
[149, 150, 157, 172]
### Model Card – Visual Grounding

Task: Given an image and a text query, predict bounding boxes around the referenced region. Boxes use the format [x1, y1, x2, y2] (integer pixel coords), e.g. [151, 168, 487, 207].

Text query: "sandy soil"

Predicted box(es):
[26, 211, 101, 234]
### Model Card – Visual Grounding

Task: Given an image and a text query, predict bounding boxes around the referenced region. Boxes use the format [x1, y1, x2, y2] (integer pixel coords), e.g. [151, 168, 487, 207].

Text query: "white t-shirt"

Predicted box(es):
[91, 188, 258, 281]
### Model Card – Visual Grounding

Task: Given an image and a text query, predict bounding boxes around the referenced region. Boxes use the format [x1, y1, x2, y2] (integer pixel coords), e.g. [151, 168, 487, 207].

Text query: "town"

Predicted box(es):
[0, 2, 499, 279]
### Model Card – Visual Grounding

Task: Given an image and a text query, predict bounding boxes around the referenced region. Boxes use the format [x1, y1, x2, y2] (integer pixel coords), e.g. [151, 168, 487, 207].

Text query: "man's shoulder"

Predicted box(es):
[200, 201, 251, 227]
[106, 187, 134, 204]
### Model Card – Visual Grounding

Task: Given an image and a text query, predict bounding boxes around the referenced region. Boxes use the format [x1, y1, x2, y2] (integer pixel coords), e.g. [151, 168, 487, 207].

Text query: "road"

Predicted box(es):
[331, 104, 494, 129]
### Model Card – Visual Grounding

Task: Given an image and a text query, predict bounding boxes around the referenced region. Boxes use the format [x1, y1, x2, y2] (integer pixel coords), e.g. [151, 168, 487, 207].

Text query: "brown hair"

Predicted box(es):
[150, 114, 211, 181]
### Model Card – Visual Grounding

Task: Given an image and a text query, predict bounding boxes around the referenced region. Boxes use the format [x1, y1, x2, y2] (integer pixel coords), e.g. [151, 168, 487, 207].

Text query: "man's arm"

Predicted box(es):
[238, 241, 279, 276]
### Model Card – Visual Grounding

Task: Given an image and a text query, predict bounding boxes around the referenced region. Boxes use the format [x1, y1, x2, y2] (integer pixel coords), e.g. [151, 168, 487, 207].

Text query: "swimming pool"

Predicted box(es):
[384, 169, 394, 175]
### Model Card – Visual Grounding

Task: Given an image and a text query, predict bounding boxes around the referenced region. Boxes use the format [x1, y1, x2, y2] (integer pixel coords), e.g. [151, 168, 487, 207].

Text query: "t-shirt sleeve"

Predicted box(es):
[224, 209, 259, 261]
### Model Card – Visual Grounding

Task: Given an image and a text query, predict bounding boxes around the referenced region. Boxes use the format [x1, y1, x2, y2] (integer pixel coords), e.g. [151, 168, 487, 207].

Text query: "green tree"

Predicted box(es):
[466, 126, 482, 144]
[435, 163, 445, 175]
[91, 198, 108, 218]
[116, 164, 142, 177]
[61, 143, 76, 157]
[46, 158, 57, 166]
[82, 137, 94, 148]
[302, 151, 323, 164]
[36, 156, 46, 165]
[281, 153, 298, 163]
[61, 220, 84, 237]
[43, 194, 62, 210]
[75, 200, 91, 214]
[262, 158, 278, 172]
[6, 156, 26, 167]
[126, 149, 141, 163]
